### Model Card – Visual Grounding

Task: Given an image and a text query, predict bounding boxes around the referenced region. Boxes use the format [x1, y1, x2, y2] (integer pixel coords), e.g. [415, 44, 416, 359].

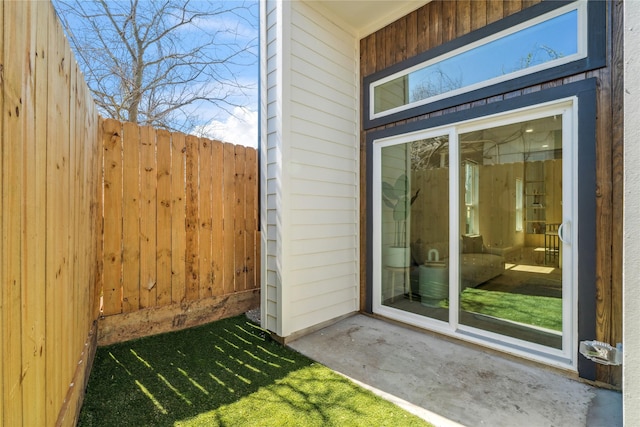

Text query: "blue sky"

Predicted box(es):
[54, 0, 259, 148]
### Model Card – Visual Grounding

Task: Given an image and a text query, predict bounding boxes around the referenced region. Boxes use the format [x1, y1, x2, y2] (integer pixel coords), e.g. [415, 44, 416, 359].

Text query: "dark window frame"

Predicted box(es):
[362, 0, 606, 130]
[365, 78, 598, 379]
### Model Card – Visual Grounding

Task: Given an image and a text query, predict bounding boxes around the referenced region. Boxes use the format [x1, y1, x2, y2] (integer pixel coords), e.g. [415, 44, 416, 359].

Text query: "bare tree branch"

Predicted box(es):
[53, 0, 257, 133]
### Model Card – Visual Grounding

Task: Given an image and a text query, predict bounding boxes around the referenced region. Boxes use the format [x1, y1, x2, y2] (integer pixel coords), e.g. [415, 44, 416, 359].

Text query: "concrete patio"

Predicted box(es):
[287, 314, 622, 427]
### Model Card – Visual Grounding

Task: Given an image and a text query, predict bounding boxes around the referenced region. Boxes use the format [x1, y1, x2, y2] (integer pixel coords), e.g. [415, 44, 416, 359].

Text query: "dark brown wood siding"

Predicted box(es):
[359, 0, 622, 388]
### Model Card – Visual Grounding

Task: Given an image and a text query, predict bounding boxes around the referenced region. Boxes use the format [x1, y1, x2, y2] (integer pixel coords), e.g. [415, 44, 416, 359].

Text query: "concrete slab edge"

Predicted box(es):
[333, 369, 465, 427]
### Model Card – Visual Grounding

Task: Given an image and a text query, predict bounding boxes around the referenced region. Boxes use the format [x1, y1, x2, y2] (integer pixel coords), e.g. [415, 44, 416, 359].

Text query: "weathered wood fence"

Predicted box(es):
[0, 2, 102, 426]
[98, 120, 260, 344]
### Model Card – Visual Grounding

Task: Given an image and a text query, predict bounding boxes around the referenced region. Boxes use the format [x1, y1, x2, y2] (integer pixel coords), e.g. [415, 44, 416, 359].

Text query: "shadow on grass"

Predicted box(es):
[79, 315, 430, 427]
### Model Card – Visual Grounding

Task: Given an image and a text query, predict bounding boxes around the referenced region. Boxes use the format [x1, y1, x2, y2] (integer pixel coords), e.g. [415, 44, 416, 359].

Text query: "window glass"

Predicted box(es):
[372, 6, 581, 116]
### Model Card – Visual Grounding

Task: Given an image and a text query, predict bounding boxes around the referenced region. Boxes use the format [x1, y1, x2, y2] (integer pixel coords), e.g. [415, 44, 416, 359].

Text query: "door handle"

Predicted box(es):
[558, 222, 569, 244]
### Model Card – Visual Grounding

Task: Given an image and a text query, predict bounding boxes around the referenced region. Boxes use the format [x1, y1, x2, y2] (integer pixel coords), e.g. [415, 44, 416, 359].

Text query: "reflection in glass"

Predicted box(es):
[381, 136, 450, 323]
[374, 9, 578, 114]
[458, 115, 563, 349]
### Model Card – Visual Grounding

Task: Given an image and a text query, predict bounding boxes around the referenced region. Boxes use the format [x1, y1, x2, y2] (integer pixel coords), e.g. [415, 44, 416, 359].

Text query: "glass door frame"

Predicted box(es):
[370, 98, 579, 371]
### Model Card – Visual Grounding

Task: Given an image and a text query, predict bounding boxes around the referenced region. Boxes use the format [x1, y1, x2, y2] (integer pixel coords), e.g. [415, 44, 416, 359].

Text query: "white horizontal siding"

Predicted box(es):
[282, 1, 359, 335]
[262, 0, 360, 338]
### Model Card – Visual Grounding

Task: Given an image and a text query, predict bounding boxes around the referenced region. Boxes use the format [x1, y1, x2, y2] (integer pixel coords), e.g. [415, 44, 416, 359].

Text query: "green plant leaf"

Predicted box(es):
[393, 174, 409, 196]
[381, 181, 397, 201]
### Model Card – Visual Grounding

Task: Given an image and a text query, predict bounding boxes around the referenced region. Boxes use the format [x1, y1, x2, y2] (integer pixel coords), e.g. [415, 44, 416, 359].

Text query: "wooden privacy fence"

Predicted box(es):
[0, 2, 102, 426]
[99, 119, 260, 343]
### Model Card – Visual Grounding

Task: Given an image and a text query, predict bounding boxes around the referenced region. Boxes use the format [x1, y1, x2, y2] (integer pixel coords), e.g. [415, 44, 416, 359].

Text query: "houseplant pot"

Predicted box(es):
[385, 246, 410, 268]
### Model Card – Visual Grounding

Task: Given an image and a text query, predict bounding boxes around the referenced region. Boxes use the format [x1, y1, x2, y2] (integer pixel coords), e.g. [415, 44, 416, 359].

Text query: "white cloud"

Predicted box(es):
[194, 106, 258, 148]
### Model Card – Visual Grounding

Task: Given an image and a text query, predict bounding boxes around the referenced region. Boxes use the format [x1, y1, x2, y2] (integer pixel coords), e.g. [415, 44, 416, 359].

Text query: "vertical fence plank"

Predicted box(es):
[234, 145, 247, 291]
[223, 143, 236, 293]
[140, 126, 158, 308]
[185, 135, 200, 300]
[21, 3, 47, 424]
[49, 9, 72, 421]
[211, 140, 224, 296]
[94, 117, 104, 318]
[0, 0, 4, 420]
[171, 132, 186, 303]
[62, 54, 78, 407]
[156, 129, 172, 307]
[122, 122, 141, 312]
[245, 148, 257, 289]
[199, 138, 214, 298]
[102, 119, 124, 316]
[2, 2, 25, 424]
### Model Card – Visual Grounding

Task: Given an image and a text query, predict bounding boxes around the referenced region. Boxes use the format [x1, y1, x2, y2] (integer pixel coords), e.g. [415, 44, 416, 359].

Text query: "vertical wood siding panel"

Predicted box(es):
[471, 0, 487, 31]
[429, 1, 443, 52]
[504, 0, 523, 18]
[487, 0, 504, 24]
[441, 0, 456, 43]
[406, 10, 418, 59]
[156, 130, 172, 306]
[456, 0, 471, 37]
[395, 15, 407, 63]
[416, 5, 429, 54]
[170, 132, 186, 304]
[122, 122, 140, 312]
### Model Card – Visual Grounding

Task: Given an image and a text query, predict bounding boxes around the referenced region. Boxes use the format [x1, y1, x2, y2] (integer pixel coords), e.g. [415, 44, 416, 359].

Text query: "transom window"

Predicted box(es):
[371, 2, 586, 120]
[363, 0, 605, 130]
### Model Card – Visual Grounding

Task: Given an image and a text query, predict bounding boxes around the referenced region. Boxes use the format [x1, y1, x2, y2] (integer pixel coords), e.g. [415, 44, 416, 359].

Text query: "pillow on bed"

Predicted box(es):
[462, 235, 484, 253]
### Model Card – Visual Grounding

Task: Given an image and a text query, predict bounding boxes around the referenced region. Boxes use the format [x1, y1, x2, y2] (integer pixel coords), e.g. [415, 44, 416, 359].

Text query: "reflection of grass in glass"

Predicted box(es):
[79, 316, 432, 427]
[441, 288, 562, 331]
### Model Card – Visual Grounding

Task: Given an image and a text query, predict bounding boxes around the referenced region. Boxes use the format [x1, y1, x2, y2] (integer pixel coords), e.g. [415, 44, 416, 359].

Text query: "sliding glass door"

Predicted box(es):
[373, 100, 575, 365]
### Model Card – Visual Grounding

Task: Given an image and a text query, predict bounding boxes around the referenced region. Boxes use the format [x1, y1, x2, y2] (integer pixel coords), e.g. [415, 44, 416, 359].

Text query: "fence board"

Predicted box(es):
[211, 140, 224, 296]
[2, 2, 104, 424]
[140, 126, 158, 308]
[157, 129, 172, 306]
[223, 143, 236, 293]
[171, 132, 187, 303]
[185, 135, 200, 300]
[0, 1, 4, 421]
[122, 122, 141, 312]
[102, 119, 124, 316]
[2, 2, 26, 424]
[22, 3, 46, 425]
[245, 148, 258, 289]
[198, 138, 213, 297]
[234, 145, 247, 290]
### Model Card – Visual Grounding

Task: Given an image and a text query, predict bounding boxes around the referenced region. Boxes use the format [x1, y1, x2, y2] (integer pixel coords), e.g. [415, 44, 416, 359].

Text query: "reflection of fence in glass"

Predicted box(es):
[374, 8, 579, 115]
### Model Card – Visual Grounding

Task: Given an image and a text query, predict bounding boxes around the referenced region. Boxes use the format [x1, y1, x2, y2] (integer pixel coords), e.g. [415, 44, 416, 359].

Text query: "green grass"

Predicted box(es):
[79, 315, 432, 427]
[443, 288, 562, 331]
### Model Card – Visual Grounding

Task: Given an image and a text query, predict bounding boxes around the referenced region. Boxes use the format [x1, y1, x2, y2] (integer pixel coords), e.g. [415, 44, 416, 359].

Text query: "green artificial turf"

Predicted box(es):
[442, 288, 562, 331]
[79, 315, 432, 427]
